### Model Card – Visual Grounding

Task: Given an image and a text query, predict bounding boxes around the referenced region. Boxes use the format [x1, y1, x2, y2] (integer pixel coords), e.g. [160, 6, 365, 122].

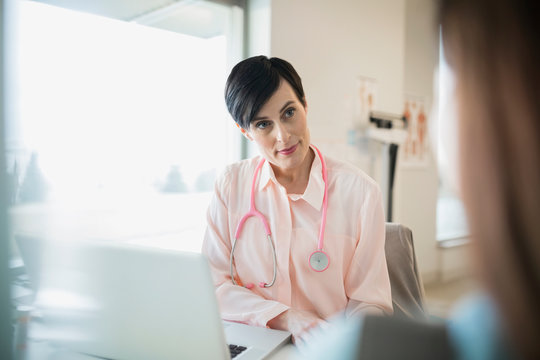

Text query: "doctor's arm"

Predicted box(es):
[201, 175, 290, 328]
[202, 177, 326, 342]
[267, 308, 328, 344]
[344, 184, 393, 317]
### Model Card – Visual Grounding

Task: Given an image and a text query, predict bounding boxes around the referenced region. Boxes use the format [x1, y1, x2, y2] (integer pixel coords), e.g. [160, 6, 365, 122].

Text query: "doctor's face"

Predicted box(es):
[247, 80, 311, 174]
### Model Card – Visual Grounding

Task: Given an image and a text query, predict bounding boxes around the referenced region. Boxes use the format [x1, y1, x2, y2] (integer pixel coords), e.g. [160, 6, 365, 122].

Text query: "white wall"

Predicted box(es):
[264, 0, 469, 283]
[398, 0, 471, 282]
[395, 0, 440, 282]
[270, 0, 404, 150]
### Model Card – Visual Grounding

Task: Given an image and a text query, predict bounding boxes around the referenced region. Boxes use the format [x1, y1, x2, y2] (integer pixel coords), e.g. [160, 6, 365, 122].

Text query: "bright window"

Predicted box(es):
[7, 0, 244, 250]
[436, 37, 469, 243]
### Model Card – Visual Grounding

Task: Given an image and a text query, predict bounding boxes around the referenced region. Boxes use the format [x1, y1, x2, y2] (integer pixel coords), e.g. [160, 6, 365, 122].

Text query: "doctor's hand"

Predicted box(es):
[267, 309, 329, 346]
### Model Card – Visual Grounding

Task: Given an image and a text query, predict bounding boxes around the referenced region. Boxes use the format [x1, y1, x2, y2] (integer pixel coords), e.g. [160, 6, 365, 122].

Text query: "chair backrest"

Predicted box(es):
[384, 222, 427, 319]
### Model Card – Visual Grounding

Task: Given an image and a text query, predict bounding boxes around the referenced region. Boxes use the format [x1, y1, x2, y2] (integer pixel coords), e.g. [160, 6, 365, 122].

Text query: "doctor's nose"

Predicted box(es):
[275, 123, 291, 143]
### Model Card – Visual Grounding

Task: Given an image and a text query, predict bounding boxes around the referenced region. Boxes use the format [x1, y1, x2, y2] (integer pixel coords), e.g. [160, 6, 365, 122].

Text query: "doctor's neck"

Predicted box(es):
[271, 147, 315, 195]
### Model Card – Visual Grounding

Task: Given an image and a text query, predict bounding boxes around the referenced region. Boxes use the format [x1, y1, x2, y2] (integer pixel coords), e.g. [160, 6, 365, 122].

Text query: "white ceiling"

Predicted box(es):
[32, 0, 236, 38]
[34, 0, 177, 21]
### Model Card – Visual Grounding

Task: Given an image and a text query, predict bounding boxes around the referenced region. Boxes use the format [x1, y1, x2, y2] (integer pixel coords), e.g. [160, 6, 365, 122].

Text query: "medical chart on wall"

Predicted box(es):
[354, 76, 378, 130]
[401, 94, 430, 167]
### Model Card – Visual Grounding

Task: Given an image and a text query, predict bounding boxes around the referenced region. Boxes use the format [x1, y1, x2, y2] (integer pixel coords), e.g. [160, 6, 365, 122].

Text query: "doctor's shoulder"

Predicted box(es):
[325, 155, 381, 198]
[213, 157, 262, 196]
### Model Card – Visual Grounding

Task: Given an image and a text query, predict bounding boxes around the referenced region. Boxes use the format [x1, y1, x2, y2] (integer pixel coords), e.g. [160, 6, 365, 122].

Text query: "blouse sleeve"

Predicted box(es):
[344, 182, 393, 315]
[201, 169, 289, 327]
[294, 316, 364, 360]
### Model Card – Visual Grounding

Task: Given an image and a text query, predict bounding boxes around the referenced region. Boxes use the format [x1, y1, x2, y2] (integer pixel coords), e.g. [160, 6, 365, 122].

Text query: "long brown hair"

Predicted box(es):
[439, 0, 540, 358]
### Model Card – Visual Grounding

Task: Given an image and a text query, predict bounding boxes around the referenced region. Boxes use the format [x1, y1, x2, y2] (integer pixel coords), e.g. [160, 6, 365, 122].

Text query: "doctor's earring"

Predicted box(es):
[236, 123, 253, 141]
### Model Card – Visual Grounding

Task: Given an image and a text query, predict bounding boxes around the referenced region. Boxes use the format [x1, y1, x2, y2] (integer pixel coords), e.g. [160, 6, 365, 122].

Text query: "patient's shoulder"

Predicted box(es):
[296, 315, 454, 360]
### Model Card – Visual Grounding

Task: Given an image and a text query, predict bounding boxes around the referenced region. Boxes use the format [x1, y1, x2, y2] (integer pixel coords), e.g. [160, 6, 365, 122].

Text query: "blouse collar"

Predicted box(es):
[257, 145, 325, 211]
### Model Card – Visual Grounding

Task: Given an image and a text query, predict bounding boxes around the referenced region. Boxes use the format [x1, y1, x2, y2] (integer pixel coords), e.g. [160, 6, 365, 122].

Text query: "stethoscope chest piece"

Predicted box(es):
[309, 250, 330, 272]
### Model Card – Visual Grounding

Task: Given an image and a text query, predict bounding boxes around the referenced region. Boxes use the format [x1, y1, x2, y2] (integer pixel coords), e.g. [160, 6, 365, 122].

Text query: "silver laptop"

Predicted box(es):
[16, 234, 291, 359]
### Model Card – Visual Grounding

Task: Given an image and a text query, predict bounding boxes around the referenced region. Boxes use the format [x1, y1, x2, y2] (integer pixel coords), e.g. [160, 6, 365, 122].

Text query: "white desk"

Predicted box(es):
[23, 339, 297, 360]
[18, 315, 297, 360]
[270, 344, 297, 359]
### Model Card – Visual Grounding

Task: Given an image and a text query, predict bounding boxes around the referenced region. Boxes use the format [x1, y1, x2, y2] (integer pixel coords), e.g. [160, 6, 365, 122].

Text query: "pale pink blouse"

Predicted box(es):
[202, 147, 392, 328]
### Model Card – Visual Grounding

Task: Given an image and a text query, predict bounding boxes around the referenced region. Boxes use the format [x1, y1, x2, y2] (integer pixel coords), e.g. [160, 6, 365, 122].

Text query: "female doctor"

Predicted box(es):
[202, 56, 392, 343]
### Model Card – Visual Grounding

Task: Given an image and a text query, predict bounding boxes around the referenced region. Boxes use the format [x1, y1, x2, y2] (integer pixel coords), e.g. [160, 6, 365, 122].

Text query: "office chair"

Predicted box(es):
[384, 223, 427, 319]
[346, 225, 452, 360]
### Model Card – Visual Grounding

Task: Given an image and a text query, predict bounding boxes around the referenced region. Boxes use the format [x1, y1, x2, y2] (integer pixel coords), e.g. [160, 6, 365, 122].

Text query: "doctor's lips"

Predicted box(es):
[278, 144, 298, 155]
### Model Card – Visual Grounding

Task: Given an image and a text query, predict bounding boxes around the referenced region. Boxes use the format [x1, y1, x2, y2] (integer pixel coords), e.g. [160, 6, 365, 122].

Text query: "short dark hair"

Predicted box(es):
[224, 55, 306, 130]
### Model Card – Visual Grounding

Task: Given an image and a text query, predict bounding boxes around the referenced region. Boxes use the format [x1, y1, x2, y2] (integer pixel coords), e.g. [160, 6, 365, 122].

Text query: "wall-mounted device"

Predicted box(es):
[365, 111, 408, 222]
[369, 111, 407, 130]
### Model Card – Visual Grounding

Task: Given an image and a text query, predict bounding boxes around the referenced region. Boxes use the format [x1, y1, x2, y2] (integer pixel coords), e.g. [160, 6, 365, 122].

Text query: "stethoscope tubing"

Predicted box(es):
[313, 145, 328, 251]
[230, 233, 277, 288]
[230, 145, 328, 288]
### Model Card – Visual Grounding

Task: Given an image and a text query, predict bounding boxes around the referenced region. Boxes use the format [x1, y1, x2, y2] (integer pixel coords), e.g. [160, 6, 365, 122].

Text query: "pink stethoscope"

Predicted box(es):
[230, 145, 330, 289]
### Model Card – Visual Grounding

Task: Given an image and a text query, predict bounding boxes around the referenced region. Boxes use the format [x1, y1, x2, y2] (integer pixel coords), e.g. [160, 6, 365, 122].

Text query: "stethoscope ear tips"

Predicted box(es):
[258, 282, 266, 288]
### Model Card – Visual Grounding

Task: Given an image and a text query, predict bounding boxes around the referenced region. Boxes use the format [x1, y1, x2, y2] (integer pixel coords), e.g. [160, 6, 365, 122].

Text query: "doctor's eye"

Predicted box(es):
[284, 108, 295, 118]
[254, 120, 272, 130]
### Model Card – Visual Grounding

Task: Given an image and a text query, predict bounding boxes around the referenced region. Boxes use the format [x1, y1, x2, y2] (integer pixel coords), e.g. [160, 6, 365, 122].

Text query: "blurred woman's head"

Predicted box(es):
[439, 0, 540, 358]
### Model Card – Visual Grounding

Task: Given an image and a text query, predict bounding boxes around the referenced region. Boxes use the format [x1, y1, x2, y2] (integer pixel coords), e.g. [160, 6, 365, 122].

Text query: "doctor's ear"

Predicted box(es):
[236, 123, 253, 141]
[303, 97, 308, 112]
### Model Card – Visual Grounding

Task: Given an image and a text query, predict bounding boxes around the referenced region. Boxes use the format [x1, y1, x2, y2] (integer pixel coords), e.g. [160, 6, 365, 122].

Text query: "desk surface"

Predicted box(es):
[271, 344, 297, 359]
[16, 307, 297, 360]
[23, 339, 297, 360]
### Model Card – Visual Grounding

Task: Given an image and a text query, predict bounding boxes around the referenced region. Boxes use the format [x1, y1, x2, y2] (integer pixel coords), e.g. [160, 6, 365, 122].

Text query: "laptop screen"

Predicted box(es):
[21, 236, 231, 360]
